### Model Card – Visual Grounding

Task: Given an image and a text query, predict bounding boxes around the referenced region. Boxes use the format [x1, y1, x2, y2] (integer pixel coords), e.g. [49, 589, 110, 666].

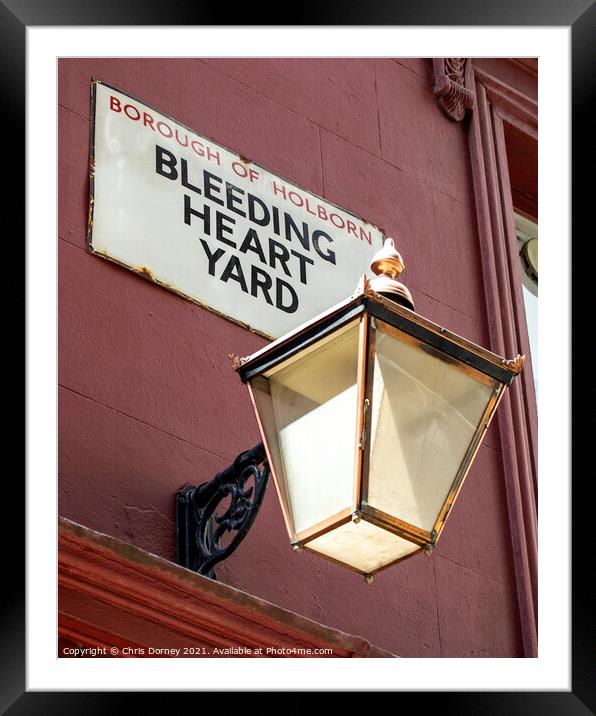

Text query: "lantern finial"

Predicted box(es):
[370, 238, 415, 310]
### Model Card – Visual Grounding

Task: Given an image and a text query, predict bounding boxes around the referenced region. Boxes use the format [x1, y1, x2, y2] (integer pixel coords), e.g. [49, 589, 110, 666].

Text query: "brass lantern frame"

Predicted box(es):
[235, 278, 524, 577]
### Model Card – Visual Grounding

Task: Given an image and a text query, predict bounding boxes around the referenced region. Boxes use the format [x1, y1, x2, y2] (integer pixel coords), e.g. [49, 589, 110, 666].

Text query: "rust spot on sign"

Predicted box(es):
[137, 266, 155, 279]
[87, 195, 95, 233]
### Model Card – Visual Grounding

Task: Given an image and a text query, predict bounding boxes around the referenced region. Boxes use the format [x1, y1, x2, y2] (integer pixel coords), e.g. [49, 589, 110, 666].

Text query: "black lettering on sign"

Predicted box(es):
[284, 214, 309, 251]
[215, 211, 236, 248]
[181, 158, 201, 195]
[199, 239, 225, 276]
[291, 249, 314, 285]
[276, 278, 298, 314]
[220, 255, 248, 293]
[226, 182, 246, 218]
[247, 193, 270, 226]
[251, 266, 273, 305]
[184, 195, 211, 235]
[155, 145, 178, 180]
[312, 230, 336, 265]
[239, 229, 267, 264]
[268, 238, 292, 277]
[203, 171, 224, 206]
[151, 144, 352, 319]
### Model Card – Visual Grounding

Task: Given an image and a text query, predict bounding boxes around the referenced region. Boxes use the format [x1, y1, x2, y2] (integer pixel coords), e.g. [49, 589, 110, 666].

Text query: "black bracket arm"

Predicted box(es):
[176, 442, 270, 579]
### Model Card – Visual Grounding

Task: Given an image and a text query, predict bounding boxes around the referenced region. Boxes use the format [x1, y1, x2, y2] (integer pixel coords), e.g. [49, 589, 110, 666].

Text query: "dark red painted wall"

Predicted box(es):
[59, 58, 533, 657]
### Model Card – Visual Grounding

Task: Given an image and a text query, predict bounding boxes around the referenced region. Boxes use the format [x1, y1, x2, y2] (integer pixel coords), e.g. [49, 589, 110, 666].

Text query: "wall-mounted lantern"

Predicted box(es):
[177, 239, 523, 582]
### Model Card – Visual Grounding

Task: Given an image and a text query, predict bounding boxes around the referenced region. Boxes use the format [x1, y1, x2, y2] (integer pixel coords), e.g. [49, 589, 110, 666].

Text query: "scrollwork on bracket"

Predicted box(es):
[176, 443, 270, 579]
[433, 58, 475, 121]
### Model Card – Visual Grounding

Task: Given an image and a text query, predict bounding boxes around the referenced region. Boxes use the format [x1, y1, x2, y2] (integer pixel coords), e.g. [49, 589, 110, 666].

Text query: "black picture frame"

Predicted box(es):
[13, 0, 589, 710]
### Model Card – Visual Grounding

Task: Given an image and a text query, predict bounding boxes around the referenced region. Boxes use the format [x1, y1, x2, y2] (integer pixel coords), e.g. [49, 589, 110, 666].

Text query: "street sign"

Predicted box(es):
[88, 81, 385, 339]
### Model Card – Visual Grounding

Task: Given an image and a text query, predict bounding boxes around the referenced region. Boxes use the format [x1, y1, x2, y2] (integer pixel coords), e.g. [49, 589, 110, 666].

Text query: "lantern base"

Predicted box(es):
[295, 513, 425, 577]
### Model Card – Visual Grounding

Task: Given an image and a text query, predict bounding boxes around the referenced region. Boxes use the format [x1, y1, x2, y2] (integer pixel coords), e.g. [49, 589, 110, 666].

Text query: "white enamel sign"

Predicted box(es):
[89, 82, 385, 339]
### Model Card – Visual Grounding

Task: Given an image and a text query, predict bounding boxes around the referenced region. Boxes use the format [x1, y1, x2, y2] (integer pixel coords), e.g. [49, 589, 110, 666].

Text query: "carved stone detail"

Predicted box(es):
[433, 58, 475, 121]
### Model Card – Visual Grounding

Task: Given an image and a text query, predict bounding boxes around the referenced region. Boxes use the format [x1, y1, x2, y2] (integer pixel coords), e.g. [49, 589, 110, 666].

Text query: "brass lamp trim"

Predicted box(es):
[246, 379, 296, 537]
[238, 283, 522, 385]
[235, 239, 524, 578]
[503, 354, 526, 374]
[353, 313, 370, 513]
[369, 238, 415, 310]
[431, 385, 506, 543]
[373, 319, 502, 389]
[362, 506, 432, 546]
[294, 508, 354, 544]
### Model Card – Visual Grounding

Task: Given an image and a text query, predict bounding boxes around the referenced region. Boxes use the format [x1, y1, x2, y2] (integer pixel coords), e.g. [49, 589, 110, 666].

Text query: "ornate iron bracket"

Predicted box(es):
[176, 442, 270, 579]
[433, 58, 475, 121]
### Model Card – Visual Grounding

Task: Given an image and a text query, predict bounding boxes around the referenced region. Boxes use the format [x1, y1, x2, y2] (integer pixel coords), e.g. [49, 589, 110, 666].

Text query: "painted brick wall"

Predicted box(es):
[58, 58, 527, 657]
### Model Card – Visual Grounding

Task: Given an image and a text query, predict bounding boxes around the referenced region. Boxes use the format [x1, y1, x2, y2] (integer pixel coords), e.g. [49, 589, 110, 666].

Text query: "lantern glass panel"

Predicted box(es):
[306, 519, 420, 574]
[367, 321, 497, 533]
[251, 320, 361, 538]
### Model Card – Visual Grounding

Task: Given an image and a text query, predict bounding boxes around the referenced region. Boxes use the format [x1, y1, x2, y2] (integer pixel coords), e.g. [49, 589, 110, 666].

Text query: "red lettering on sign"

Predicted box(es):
[175, 128, 188, 147]
[272, 181, 286, 199]
[105, 92, 375, 243]
[191, 140, 205, 157]
[359, 227, 372, 245]
[232, 162, 248, 178]
[232, 163, 260, 182]
[303, 197, 316, 217]
[124, 104, 140, 121]
[330, 212, 345, 229]
[143, 112, 155, 131]
[207, 147, 221, 166]
[289, 191, 303, 208]
[157, 121, 173, 138]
